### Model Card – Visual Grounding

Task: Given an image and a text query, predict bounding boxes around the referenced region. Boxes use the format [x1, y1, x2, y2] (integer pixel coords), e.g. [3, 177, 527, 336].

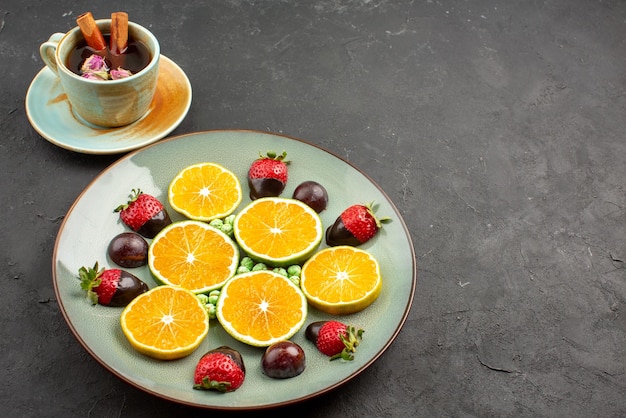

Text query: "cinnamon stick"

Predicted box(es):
[76, 12, 106, 51]
[110, 12, 129, 55]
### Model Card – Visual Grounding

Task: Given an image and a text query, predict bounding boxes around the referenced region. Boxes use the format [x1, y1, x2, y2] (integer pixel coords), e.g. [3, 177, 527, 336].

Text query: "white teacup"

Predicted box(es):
[40, 19, 160, 128]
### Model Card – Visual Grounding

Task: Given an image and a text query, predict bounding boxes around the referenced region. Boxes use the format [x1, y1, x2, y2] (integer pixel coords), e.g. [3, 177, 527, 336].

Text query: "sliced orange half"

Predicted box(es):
[168, 162, 242, 221]
[216, 270, 307, 347]
[300, 246, 382, 315]
[120, 285, 209, 360]
[148, 220, 239, 293]
[233, 197, 323, 267]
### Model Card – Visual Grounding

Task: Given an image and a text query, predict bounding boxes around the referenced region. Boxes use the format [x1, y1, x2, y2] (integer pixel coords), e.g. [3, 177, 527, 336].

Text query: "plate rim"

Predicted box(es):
[52, 129, 417, 410]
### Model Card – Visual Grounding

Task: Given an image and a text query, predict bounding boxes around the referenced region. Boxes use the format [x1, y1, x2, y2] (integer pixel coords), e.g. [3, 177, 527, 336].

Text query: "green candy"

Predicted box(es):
[240, 257, 255, 270]
[252, 262, 267, 271]
[209, 219, 224, 228]
[287, 265, 301, 277]
[237, 266, 251, 274]
[273, 267, 288, 277]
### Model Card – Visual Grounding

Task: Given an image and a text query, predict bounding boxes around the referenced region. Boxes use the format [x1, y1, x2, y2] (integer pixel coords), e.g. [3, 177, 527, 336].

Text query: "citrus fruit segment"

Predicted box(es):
[216, 270, 308, 347]
[120, 285, 209, 360]
[300, 246, 382, 315]
[168, 162, 243, 221]
[233, 197, 323, 267]
[148, 220, 239, 293]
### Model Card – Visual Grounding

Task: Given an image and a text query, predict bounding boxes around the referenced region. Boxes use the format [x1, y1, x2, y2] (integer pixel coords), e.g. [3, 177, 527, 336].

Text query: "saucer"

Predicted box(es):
[25, 55, 192, 155]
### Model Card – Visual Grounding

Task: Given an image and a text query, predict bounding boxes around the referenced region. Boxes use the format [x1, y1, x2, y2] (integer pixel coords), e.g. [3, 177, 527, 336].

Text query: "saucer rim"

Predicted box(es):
[25, 55, 192, 155]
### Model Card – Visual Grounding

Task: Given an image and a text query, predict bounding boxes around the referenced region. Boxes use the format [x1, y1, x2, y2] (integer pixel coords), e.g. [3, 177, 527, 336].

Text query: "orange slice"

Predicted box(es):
[233, 197, 323, 267]
[216, 270, 307, 347]
[300, 246, 382, 315]
[120, 285, 209, 360]
[168, 162, 242, 221]
[148, 220, 239, 293]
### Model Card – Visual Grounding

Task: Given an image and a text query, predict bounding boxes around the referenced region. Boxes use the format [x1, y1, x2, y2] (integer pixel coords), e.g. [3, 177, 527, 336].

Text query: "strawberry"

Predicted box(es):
[325, 202, 391, 247]
[114, 188, 171, 238]
[306, 320, 364, 361]
[193, 346, 246, 392]
[78, 262, 148, 307]
[247, 150, 290, 199]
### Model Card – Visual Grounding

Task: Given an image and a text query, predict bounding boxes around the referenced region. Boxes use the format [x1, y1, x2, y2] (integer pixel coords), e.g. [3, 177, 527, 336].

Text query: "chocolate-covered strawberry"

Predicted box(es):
[114, 188, 171, 238]
[247, 151, 289, 199]
[193, 346, 246, 392]
[78, 262, 148, 307]
[325, 202, 390, 247]
[305, 320, 364, 361]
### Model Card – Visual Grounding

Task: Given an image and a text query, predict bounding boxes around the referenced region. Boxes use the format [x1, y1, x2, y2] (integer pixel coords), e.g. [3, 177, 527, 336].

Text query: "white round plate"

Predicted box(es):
[53, 130, 416, 410]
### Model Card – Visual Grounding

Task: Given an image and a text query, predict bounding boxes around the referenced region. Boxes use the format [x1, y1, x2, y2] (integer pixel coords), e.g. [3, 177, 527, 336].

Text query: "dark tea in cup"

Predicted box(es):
[66, 34, 151, 77]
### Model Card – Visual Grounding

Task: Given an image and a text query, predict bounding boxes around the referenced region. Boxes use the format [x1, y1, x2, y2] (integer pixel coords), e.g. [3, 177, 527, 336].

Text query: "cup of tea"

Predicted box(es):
[40, 14, 160, 128]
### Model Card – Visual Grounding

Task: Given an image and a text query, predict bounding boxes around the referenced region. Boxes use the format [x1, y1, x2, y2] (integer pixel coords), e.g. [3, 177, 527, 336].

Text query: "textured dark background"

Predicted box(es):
[2, 1, 625, 417]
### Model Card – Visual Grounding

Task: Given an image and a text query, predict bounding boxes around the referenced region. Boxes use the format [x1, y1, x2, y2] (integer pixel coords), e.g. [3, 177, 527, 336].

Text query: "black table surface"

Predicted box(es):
[2, 1, 625, 417]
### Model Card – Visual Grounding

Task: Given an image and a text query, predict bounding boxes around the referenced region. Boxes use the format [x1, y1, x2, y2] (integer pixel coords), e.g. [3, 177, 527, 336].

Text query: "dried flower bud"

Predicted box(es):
[81, 54, 109, 73]
[110, 68, 133, 80]
[79, 54, 133, 81]
[82, 71, 109, 80]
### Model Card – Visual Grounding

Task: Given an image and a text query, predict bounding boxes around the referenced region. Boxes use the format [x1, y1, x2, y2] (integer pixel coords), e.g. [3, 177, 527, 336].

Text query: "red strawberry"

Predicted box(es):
[325, 202, 390, 247]
[114, 188, 172, 238]
[307, 320, 364, 361]
[78, 262, 148, 307]
[193, 346, 246, 392]
[247, 150, 290, 199]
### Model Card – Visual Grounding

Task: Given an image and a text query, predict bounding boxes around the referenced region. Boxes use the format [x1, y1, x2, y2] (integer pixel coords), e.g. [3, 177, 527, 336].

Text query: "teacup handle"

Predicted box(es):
[39, 33, 65, 76]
